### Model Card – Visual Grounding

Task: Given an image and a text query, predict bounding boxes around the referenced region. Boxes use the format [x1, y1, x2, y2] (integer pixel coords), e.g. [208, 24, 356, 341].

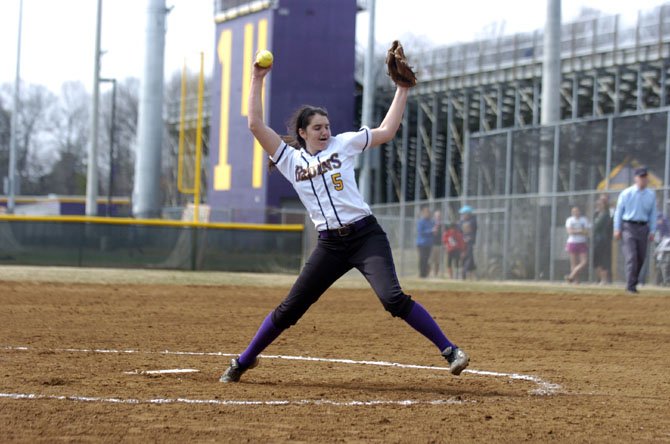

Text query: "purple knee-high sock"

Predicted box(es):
[238, 312, 283, 368]
[403, 302, 455, 352]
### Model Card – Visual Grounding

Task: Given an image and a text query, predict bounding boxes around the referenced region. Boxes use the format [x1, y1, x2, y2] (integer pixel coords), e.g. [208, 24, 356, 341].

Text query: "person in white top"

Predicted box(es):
[564, 206, 591, 284]
[220, 46, 469, 383]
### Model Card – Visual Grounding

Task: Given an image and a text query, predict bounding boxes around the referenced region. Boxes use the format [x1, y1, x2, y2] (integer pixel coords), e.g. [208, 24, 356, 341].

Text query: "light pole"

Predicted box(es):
[86, 0, 103, 216]
[100, 78, 117, 217]
[358, 0, 376, 203]
[7, 0, 24, 214]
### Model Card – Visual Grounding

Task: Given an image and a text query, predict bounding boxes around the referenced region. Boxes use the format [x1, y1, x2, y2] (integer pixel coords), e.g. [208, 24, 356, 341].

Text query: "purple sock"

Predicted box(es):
[403, 302, 455, 352]
[238, 312, 283, 368]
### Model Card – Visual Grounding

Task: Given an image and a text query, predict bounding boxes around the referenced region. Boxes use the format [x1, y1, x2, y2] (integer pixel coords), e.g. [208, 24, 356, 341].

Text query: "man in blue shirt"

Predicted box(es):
[613, 167, 658, 293]
[416, 206, 434, 278]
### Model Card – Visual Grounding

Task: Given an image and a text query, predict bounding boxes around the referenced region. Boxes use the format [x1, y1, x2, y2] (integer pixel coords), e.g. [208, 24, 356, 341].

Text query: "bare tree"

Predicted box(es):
[99, 77, 139, 200]
[0, 83, 57, 195]
[0, 91, 11, 185]
[36, 81, 90, 195]
[22, 85, 57, 183]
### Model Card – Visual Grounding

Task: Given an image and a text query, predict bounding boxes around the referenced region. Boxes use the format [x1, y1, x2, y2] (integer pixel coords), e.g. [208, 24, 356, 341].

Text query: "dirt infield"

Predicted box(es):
[1, 267, 669, 442]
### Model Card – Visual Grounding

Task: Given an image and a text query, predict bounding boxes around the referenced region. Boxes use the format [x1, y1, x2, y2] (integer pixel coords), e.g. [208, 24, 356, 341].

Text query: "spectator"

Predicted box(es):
[653, 213, 670, 285]
[442, 222, 464, 279]
[613, 167, 657, 294]
[592, 196, 613, 284]
[564, 206, 590, 284]
[655, 226, 670, 286]
[430, 210, 444, 278]
[459, 206, 477, 280]
[656, 212, 670, 239]
[416, 206, 434, 278]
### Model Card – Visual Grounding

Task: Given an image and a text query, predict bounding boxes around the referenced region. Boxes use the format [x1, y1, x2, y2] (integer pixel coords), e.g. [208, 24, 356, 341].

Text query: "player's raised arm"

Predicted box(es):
[370, 86, 409, 147]
[248, 62, 282, 156]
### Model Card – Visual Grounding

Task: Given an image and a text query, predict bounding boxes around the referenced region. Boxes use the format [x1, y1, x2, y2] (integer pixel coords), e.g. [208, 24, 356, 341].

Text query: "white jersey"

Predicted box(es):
[269, 126, 373, 231]
[565, 216, 590, 243]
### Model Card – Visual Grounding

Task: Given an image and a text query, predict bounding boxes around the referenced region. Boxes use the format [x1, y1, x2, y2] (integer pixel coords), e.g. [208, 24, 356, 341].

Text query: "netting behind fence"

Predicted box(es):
[0, 218, 303, 273]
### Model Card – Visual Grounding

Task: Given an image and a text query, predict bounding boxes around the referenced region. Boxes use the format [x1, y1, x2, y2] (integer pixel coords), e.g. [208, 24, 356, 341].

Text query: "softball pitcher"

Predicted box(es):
[221, 42, 469, 383]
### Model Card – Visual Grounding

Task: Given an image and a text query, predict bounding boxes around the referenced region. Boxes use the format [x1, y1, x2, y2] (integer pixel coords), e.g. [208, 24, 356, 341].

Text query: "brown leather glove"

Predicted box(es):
[385, 40, 417, 88]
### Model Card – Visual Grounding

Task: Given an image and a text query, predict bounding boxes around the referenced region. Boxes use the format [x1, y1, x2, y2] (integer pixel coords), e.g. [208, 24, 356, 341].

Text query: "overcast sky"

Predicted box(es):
[0, 0, 668, 94]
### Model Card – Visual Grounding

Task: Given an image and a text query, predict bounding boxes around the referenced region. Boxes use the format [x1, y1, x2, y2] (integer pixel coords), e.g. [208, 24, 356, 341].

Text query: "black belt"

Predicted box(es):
[623, 220, 648, 225]
[318, 215, 376, 239]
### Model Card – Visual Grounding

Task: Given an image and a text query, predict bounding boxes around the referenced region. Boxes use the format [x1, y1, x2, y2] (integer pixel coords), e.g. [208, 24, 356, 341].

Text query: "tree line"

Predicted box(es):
[0, 71, 206, 212]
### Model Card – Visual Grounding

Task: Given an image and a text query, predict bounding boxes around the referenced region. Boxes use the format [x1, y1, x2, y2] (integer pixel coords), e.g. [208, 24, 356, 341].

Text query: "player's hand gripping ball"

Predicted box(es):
[255, 50, 274, 68]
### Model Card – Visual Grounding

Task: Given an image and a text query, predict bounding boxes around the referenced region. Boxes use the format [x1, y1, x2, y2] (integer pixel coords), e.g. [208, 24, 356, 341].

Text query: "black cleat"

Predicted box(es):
[442, 346, 470, 376]
[219, 357, 259, 383]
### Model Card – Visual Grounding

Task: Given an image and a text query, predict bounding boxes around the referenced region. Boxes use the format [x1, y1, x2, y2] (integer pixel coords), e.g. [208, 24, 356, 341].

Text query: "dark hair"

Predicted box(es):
[268, 105, 329, 171]
[285, 105, 329, 149]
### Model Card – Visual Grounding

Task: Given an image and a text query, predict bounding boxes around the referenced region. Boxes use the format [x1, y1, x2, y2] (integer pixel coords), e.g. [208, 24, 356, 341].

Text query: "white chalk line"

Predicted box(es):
[0, 392, 467, 407]
[2, 345, 561, 397]
[123, 369, 200, 375]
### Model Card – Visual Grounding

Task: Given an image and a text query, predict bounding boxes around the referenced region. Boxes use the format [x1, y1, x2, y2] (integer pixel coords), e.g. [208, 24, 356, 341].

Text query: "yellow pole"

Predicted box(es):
[193, 52, 205, 223]
[177, 59, 188, 193]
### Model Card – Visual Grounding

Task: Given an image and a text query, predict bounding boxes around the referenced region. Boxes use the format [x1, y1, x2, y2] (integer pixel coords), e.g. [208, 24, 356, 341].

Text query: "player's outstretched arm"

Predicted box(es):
[369, 86, 409, 147]
[248, 64, 282, 156]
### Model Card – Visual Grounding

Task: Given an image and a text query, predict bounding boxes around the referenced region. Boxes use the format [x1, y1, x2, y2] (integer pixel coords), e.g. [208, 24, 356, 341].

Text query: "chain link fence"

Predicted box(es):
[370, 189, 667, 284]
[365, 109, 670, 284]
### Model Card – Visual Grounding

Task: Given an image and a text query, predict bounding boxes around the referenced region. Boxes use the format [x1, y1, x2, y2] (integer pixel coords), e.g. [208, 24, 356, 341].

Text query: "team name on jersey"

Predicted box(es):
[295, 153, 342, 182]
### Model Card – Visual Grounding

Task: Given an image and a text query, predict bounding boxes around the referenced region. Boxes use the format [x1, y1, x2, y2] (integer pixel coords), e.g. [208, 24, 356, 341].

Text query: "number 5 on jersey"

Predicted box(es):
[331, 173, 344, 191]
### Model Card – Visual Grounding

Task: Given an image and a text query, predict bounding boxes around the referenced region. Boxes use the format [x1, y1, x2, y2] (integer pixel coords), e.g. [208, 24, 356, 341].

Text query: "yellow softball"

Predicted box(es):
[255, 50, 274, 68]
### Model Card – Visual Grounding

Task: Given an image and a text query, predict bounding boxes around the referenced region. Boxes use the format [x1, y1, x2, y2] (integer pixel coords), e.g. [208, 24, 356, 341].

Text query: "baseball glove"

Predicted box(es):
[385, 40, 417, 88]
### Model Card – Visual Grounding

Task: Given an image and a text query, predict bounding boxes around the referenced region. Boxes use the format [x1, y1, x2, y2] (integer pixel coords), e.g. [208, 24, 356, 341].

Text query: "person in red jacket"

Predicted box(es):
[442, 223, 465, 279]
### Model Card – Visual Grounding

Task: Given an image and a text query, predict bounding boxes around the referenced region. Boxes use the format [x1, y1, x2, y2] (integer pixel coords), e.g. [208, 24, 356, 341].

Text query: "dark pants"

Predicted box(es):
[272, 220, 414, 330]
[462, 242, 476, 279]
[622, 221, 650, 291]
[417, 245, 432, 278]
